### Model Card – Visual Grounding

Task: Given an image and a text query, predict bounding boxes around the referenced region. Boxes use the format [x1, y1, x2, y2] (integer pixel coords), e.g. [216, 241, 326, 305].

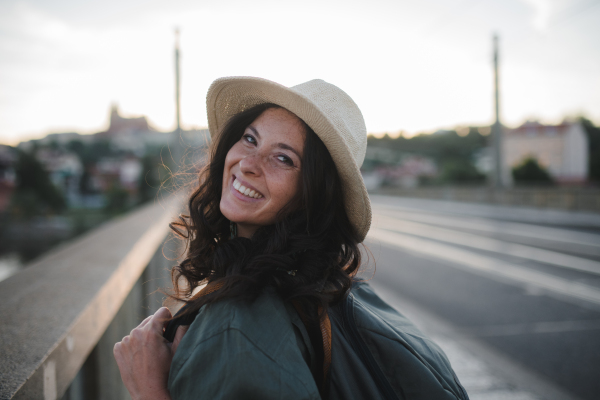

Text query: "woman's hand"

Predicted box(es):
[113, 307, 189, 400]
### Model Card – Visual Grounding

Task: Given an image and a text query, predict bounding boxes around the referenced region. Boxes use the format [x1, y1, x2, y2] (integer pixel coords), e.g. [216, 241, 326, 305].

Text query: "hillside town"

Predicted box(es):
[0, 106, 209, 263]
[0, 105, 209, 214]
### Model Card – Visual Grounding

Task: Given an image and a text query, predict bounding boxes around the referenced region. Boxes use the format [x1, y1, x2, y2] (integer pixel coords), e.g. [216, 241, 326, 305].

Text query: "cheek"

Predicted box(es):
[223, 147, 238, 170]
[223, 146, 242, 177]
[268, 170, 301, 204]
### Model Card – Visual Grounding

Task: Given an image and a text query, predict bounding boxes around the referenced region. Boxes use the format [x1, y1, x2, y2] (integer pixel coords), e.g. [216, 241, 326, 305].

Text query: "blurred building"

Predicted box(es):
[97, 104, 156, 155]
[96, 105, 210, 155]
[101, 104, 152, 136]
[95, 156, 142, 194]
[362, 154, 437, 190]
[36, 149, 84, 205]
[503, 121, 589, 184]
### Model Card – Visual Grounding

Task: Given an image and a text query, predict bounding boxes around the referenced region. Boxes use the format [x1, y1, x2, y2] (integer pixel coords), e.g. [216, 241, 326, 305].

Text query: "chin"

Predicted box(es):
[220, 197, 247, 224]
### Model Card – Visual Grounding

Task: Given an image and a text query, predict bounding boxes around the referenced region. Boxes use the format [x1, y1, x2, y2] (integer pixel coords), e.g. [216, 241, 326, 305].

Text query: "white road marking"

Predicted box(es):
[372, 215, 600, 276]
[367, 228, 600, 307]
[372, 205, 600, 251]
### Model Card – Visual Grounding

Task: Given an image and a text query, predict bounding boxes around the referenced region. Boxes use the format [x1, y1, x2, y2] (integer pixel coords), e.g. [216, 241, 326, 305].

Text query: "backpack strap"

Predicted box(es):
[318, 305, 332, 386]
[190, 281, 225, 300]
[292, 301, 332, 397]
[163, 281, 225, 342]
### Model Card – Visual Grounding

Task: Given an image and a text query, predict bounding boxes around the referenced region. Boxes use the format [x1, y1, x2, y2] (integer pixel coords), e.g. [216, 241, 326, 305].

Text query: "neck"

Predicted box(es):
[236, 223, 258, 239]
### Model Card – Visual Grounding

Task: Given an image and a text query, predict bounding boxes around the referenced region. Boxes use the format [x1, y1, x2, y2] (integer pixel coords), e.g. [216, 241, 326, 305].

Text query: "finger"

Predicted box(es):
[171, 325, 189, 355]
[121, 335, 130, 345]
[130, 315, 153, 336]
[113, 342, 125, 366]
[113, 341, 121, 356]
[139, 315, 153, 328]
[149, 307, 172, 331]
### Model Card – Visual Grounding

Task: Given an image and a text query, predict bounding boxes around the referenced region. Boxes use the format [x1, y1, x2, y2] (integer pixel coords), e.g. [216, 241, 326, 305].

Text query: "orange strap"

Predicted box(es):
[318, 305, 332, 385]
[292, 302, 332, 393]
[190, 281, 225, 301]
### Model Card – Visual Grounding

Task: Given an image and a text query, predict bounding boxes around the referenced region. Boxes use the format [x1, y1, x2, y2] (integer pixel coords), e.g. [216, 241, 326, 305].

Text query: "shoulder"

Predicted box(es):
[175, 288, 295, 358]
[168, 289, 320, 400]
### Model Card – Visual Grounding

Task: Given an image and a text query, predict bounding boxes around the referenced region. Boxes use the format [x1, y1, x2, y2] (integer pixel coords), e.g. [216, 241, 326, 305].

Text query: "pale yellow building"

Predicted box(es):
[503, 121, 589, 184]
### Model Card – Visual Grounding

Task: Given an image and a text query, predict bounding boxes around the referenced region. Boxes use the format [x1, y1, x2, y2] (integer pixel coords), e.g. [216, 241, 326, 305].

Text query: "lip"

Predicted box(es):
[230, 175, 264, 201]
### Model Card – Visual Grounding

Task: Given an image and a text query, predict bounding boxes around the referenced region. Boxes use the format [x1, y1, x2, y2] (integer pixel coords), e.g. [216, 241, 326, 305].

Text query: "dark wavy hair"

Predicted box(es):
[169, 103, 362, 320]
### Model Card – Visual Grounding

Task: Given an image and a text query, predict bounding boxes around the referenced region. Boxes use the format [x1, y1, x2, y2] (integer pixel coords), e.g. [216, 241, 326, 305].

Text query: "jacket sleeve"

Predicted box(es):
[168, 328, 320, 400]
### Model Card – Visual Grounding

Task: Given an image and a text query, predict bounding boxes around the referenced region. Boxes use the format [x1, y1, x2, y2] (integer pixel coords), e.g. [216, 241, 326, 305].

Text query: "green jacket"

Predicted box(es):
[168, 289, 321, 399]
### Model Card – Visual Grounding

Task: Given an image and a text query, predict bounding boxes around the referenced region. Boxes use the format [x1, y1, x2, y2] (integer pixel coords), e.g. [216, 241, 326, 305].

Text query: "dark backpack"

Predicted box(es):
[326, 281, 469, 400]
[165, 281, 469, 400]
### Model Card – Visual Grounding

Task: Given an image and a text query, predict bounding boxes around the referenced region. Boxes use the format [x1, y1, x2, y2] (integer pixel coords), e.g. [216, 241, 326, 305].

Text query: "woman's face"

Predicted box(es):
[220, 107, 306, 238]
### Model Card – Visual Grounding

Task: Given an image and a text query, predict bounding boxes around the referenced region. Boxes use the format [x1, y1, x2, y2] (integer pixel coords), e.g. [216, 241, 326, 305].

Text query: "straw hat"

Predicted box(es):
[206, 76, 371, 242]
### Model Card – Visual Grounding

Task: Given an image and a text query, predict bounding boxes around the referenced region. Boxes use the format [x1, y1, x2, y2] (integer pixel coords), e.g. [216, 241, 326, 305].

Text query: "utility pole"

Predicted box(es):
[491, 33, 503, 188]
[174, 28, 181, 137]
[169, 28, 185, 169]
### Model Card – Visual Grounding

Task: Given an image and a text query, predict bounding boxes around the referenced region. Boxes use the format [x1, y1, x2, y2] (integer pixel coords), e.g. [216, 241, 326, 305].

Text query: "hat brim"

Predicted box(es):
[206, 76, 371, 242]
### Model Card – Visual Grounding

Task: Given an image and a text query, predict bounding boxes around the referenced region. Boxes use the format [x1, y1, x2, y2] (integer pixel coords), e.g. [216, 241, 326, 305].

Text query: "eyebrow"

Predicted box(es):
[247, 125, 302, 160]
[275, 143, 302, 160]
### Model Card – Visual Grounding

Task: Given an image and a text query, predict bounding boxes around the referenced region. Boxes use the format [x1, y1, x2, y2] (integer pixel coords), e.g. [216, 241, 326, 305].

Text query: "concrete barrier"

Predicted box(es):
[0, 198, 181, 400]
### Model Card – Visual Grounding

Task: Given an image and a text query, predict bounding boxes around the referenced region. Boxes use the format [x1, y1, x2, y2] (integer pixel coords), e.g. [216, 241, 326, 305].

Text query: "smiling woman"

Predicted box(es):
[113, 77, 468, 400]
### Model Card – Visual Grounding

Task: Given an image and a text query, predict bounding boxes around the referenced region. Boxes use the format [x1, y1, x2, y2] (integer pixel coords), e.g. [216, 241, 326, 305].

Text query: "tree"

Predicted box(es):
[10, 150, 66, 217]
[66, 139, 85, 158]
[104, 183, 130, 214]
[580, 118, 600, 182]
[512, 157, 553, 185]
[138, 154, 162, 204]
[439, 158, 486, 183]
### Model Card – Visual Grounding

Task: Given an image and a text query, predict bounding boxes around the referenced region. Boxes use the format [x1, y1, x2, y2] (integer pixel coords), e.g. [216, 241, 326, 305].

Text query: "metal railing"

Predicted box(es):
[0, 198, 180, 400]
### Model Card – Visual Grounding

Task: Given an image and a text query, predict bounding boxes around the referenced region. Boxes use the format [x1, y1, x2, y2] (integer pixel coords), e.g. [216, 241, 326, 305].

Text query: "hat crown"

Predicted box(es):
[291, 80, 367, 168]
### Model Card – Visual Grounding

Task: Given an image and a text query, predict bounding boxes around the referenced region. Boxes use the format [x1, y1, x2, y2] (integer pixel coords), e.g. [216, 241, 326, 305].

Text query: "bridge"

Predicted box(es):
[0, 198, 179, 400]
[1, 194, 600, 399]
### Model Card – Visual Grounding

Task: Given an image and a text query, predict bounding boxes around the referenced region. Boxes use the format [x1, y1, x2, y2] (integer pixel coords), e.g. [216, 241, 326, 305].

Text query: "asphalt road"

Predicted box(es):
[365, 195, 600, 400]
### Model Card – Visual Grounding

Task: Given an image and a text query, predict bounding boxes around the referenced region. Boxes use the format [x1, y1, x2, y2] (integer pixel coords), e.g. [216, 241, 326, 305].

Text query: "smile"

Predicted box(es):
[233, 178, 263, 199]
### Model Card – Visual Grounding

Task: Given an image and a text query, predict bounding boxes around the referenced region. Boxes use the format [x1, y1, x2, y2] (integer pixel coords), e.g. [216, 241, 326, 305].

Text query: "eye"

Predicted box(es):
[277, 154, 294, 166]
[242, 133, 256, 145]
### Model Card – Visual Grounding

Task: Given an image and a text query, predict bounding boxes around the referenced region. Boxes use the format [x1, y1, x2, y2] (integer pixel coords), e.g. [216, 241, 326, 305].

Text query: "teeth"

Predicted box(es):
[233, 178, 263, 199]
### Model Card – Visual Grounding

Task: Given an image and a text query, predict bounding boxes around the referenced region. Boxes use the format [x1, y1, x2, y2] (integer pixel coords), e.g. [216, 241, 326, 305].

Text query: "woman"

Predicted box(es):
[114, 77, 467, 400]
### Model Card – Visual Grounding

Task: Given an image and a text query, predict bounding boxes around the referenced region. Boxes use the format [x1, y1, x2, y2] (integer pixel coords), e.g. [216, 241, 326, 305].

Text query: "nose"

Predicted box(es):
[239, 154, 262, 176]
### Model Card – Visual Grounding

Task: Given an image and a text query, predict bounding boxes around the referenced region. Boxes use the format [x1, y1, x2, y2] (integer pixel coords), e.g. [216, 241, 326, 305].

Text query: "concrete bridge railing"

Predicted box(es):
[0, 198, 181, 400]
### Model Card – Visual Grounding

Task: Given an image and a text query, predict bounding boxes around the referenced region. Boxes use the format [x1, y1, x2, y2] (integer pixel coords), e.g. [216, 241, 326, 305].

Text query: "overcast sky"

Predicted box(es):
[1, 0, 599, 145]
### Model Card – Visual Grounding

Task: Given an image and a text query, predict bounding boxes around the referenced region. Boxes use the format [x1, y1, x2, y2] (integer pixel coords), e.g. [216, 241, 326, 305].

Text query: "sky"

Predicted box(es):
[0, 0, 599, 145]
